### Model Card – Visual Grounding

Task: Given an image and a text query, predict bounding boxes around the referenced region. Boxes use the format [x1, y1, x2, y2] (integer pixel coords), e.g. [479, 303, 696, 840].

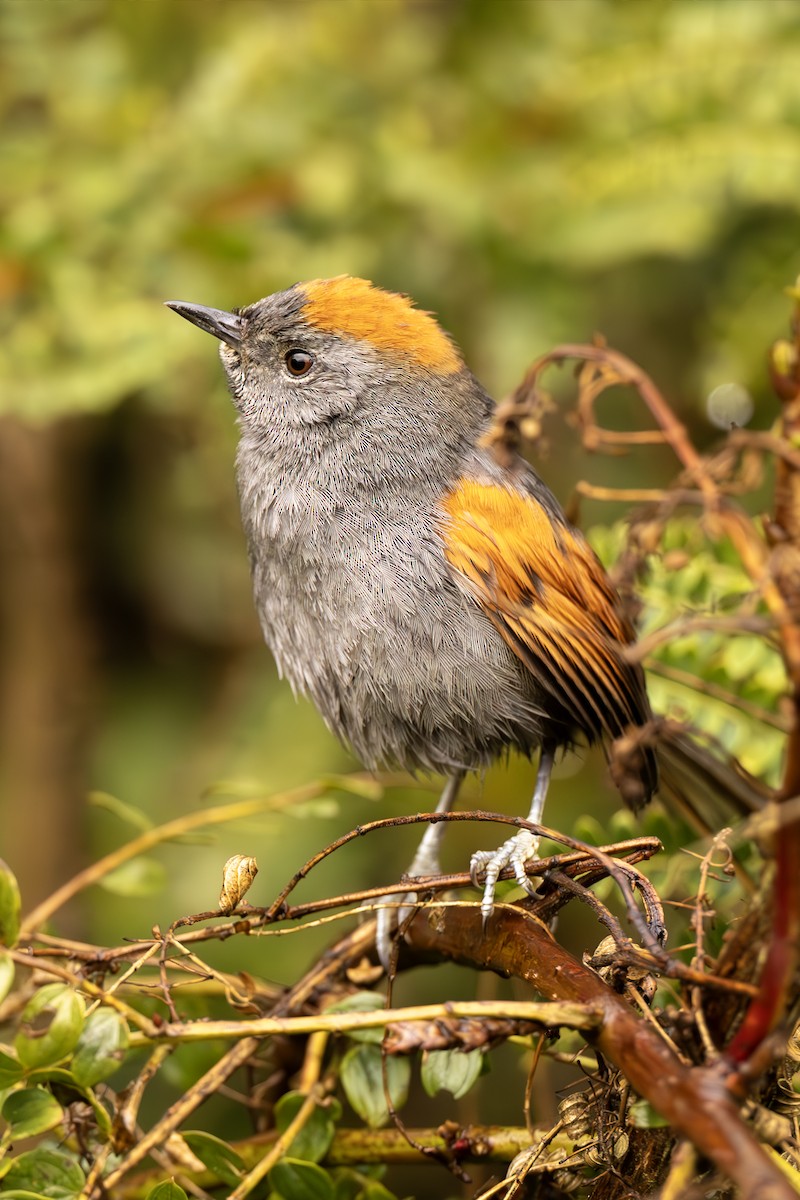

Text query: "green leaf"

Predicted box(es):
[22, 1068, 112, 1138]
[0, 1192, 53, 1199]
[327, 993, 386, 1045]
[182, 1132, 245, 1188]
[421, 1048, 483, 1100]
[340, 1045, 410, 1129]
[628, 1098, 670, 1128]
[0, 859, 21, 948]
[99, 857, 167, 897]
[0, 951, 15, 1004]
[24, 1068, 80, 1088]
[2, 1086, 64, 1138]
[270, 1158, 334, 1200]
[359, 1185, 397, 1200]
[71, 1008, 130, 1086]
[327, 992, 386, 1013]
[145, 1184, 189, 1200]
[330, 1168, 397, 1200]
[3, 1148, 85, 1199]
[325, 774, 383, 801]
[274, 1092, 340, 1163]
[14, 984, 86, 1070]
[0, 1048, 25, 1088]
[88, 792, 153, 832]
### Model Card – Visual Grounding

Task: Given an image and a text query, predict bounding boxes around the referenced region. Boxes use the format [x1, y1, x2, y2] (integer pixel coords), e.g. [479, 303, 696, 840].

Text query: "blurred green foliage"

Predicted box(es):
[590, 519, 787, 781]
[0, 0, 798, 998]
[4, 0, 800, 416]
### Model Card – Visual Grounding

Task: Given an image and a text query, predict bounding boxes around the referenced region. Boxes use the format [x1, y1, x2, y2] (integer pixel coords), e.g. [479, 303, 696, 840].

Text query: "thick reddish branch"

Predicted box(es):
[728, 308, 800, 1062]
[404, 902, 795, 1199]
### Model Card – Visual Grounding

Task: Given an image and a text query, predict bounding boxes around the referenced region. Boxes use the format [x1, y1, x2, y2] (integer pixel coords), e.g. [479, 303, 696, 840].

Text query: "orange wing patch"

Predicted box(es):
[301, 277, 462, 375]
[441, 479, 651, 749]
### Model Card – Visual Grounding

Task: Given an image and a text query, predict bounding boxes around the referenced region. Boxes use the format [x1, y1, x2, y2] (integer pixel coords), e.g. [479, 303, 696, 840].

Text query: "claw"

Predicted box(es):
[469, 830, 541, 925]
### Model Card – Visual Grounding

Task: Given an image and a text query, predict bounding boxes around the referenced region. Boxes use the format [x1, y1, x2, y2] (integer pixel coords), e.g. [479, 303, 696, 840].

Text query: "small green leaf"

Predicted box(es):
[99, 857, 167, 897]
[0, 1047, 25, 1087]
[270, 1158, 334, 1200]
[0, 950, 15, 1004]
[24, 1067, 79, 1088]
[571, 815, 606, 846]
[22, 1068, 112, 1138]
[628, 1098, 670, 1128]
[327, 992, 385, 1013]
[0, 859, 21, 948]
[0, 1192, 53, 1199]
[340, 1044, 410, 1129]
[88, 792, 153, 832]
[325, 774, 384, 801]
[14, 984, 86, 1070]
[330, 1170, 398, 1200]
[3, 1147, 85, 1198]
[2, 1086, 63, 1138]
[421, 1048, 483, 1100]
[327, 992, 386, 1044]
[607, 808, 638, 842]
[274, 1092, 339, 1163]
[145, 1183, 189, 1200]
[71, 1008, 129, 1086]
[359, 1185, 397, 1200]
[182, 1132, 245, 1188]
[291, 799, 341, 821]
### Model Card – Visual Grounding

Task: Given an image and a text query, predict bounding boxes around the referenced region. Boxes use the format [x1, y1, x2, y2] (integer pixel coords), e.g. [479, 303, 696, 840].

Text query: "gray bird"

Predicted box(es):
[167, 276, 762, 965]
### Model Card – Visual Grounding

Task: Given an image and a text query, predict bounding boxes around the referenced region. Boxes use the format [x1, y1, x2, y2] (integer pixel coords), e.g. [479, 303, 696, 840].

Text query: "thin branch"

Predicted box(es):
[99, 1036, 260, 1195]
[227, 1032, 330, 1200]
[21, 778, 350, 934]
[647, 659, 791, 732]
[125, 1000, 602, 1050]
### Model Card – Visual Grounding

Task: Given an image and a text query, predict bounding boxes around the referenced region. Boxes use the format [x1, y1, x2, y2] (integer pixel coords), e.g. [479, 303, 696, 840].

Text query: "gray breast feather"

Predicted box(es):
[245, 489, 546, 772]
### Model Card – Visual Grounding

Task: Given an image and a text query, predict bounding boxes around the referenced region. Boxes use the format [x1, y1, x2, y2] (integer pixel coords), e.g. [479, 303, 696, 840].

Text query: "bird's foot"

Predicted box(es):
[375, 838, 444, 972]
[375, 890, 415, 973]
[470, 830, 541, 926]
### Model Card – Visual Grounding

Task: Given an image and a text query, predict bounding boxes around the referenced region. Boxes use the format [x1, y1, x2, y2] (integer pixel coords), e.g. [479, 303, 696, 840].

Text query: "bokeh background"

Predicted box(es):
[1, 0, 799, 1110]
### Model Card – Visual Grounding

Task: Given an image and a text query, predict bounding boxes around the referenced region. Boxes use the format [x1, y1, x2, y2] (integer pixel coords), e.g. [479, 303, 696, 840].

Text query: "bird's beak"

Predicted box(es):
[165, 301, 242, 348]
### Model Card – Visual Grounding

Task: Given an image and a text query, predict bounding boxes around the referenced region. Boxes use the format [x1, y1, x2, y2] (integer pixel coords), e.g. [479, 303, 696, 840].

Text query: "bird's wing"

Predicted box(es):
[440, 478, 652, 754]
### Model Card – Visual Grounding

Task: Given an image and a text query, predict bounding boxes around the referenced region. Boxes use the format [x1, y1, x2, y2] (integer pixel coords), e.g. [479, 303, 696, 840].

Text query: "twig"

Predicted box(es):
[125, 1000, 602, 1049]
[647, 659, 791, 732]
[227, 1031, 329, 1200]
[21, 778, 352, 934]
[690, 830, 734, 1061]
[119, 1126, 540, 1197]
[99, 1036, 260, 1194]
[624, 613, 775, 664]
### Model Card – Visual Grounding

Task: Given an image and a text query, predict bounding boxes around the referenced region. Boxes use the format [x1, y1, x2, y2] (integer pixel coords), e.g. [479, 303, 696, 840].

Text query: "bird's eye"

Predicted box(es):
[285, 349, 314, 377]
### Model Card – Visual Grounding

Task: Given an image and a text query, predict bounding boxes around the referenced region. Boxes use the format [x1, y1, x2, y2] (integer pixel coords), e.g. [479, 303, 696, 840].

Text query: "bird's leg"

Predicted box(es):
[376, 771, 464, 971]
[470, 743, 555, 926]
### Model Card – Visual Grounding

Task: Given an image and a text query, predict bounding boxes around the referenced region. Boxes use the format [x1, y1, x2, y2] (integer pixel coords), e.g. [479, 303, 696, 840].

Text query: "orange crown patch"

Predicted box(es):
[300, 277, 462, 375]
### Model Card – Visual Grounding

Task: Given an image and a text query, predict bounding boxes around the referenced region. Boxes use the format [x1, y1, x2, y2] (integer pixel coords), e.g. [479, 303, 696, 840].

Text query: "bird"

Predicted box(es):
[166, 277, 762, 965]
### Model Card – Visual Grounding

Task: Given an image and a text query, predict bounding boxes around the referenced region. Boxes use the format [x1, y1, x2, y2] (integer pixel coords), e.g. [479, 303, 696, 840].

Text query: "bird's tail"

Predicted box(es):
[610, 718, 771, 834]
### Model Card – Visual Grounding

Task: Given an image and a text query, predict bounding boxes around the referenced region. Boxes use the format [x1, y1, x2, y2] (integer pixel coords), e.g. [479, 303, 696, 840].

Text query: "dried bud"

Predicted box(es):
[219, 854, 258, 913]
[346, 958, 385, 987]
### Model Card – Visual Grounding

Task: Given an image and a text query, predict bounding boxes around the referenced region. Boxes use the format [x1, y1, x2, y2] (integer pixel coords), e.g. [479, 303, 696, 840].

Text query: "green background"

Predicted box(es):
[0, 0, 797, 1131]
